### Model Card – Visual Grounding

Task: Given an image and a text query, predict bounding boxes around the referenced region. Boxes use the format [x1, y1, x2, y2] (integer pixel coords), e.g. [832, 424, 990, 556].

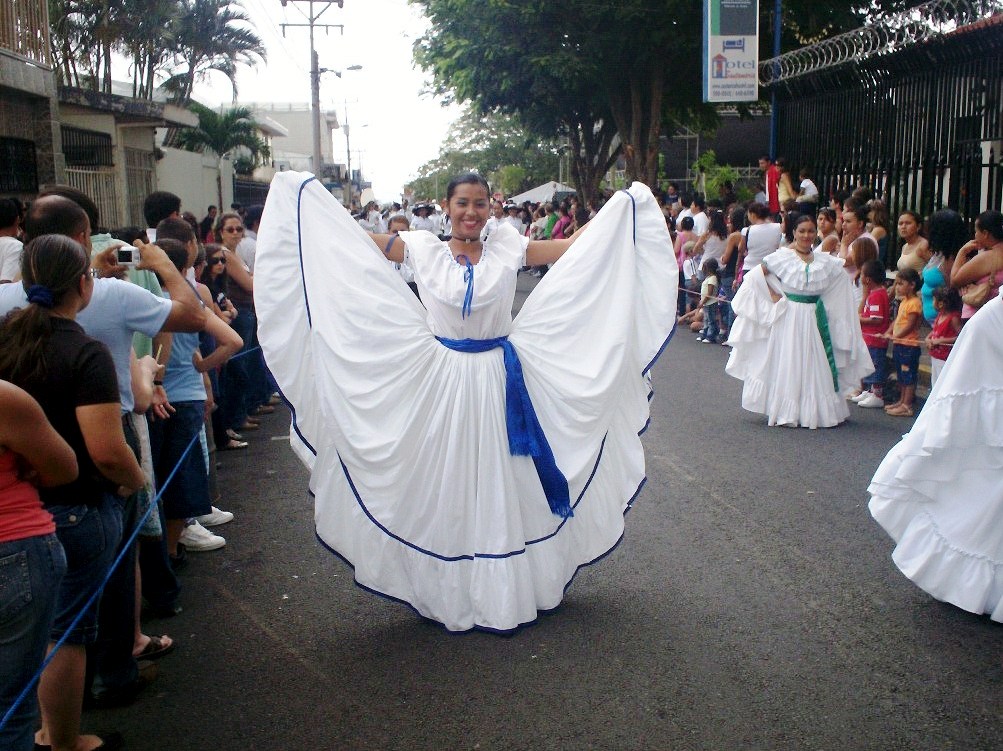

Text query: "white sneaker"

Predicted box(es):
[857, 393, 886, 408]
[180, 520, 226, 551]
[196, 506, 234, 527]
[848, 390, 865, 402]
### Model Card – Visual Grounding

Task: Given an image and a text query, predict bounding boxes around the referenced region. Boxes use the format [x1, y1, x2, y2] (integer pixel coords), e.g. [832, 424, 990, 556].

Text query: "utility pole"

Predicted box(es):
[344, 99, 352, 205]
[280, 0, 344, 176]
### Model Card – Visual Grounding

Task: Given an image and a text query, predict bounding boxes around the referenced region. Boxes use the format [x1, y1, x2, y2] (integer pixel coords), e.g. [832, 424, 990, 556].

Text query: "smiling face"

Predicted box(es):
[448, 183, 491, 241]
[794, 218, 817, 252]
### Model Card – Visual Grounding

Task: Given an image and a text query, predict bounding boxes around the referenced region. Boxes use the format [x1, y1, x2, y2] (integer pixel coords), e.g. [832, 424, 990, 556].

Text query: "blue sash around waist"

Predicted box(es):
[435, 335, 572, 518]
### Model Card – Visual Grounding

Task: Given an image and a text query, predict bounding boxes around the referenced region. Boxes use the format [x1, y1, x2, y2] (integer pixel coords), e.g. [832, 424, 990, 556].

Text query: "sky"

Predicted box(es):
[197, 0, 462, 201]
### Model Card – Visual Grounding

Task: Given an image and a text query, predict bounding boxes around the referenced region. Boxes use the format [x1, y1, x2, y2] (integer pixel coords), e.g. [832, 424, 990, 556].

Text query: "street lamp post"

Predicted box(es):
[343, 109, 367, 207]
[279, 1, 345, 176]
[344, 101, 352, 205]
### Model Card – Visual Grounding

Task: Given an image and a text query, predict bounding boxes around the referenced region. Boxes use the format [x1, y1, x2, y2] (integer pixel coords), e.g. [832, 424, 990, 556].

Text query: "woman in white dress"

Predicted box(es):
[868, 295, 1003, 622]
[253, 172, 676, 632]
[725, 214, 872, 428]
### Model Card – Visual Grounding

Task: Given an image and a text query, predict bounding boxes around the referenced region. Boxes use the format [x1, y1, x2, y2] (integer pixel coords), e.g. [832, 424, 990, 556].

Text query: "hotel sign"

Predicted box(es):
[703, 0, 759, 102]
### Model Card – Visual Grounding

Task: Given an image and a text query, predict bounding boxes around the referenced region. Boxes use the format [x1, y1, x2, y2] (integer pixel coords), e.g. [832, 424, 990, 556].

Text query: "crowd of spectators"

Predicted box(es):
[0, 187, 277, 750]
[653, 155, 1003, 417]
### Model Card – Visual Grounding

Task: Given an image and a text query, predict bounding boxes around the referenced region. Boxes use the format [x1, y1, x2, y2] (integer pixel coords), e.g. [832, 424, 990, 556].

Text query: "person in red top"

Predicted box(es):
[924, 286, 962, 387]
[852, 259, 891, 409]
[759, 155, 781, 217]
[0, 380, 78, 751]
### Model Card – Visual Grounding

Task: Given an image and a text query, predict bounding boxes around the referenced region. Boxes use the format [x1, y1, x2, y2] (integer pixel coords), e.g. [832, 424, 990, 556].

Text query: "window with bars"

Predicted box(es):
[0, 137, 39, 193]
[62, 127, 114, 167]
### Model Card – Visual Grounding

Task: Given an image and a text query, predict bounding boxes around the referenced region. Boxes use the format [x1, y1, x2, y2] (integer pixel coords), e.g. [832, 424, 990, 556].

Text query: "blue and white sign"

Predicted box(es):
[703, 0, 759, 103]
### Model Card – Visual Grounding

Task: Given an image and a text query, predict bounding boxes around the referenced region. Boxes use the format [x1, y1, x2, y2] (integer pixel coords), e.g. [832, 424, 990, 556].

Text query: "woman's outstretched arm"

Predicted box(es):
[525, 223, 589, 266]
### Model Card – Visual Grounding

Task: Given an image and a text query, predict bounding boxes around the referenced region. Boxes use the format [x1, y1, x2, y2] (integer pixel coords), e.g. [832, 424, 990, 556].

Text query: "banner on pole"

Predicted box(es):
[702, 0, 759, 103]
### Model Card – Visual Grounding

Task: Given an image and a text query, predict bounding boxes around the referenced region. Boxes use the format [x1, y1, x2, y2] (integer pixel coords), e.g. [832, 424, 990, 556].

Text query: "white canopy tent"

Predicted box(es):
[508, 181, 576, 205]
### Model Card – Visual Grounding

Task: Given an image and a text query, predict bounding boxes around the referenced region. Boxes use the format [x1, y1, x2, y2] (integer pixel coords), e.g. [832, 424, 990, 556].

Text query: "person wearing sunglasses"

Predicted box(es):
[215, 214, 260, 439]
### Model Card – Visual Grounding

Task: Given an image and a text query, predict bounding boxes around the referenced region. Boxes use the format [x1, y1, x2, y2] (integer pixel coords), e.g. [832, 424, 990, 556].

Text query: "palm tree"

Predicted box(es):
[118, 0, 183, 99]
[175, 103, 270, 213]
[164, 0, 266, 106]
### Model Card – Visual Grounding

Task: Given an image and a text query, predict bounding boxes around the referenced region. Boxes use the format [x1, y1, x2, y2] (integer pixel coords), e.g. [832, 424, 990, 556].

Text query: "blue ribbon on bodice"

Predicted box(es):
[435, 335, 572, 518]
[456, 254, 474, 319]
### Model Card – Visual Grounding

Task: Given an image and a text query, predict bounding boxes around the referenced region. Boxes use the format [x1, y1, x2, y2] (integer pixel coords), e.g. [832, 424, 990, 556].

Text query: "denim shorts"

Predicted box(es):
[49, 494, 122, 645]
[150, 400, 211, 520]
[0, 533, 66, 751]
[893, 344, 921, 387]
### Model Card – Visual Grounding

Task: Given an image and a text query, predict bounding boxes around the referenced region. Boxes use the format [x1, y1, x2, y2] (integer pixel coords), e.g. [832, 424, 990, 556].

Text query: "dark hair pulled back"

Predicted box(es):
[445, 173, 490, 202]
[0, 234, 90, 384]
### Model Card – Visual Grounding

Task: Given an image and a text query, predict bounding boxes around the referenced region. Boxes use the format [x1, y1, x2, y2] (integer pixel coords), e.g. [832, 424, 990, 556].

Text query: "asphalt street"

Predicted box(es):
[83, 275, 1002, 750]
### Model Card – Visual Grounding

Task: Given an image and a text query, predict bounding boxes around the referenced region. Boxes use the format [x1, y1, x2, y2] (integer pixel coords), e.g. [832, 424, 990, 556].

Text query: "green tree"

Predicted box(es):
[414, 0, 623, 203]
[174, 103, 269, 212]
[48, 0, 109, 89]
[48, 0, 264, 102]
[407, 110, 560, 201]
[162, 0, 265, 106]
[414, 0, 706, 194]
[491, 165, 527, 197]
[413, 0, 915, 194]
[120, 0, 183, 99]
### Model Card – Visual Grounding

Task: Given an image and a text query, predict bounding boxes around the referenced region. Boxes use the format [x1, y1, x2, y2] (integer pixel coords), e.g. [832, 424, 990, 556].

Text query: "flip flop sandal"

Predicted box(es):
[220, 439, 248, 450]
[134, 634, 176, 660]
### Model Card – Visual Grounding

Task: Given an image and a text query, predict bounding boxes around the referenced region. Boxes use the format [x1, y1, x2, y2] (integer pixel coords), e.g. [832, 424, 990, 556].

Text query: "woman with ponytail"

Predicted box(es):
[0, 234, 144, 751]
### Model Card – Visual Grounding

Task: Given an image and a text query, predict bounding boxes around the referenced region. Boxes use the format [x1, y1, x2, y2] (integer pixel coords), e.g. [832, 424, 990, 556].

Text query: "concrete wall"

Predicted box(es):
[156, 145, 234, 216]
[0, 52, 64, 193]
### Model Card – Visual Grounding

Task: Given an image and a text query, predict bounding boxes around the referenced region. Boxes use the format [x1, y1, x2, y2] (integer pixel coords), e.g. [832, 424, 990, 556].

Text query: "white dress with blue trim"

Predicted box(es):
[254, 172, 676, 632]
[868, 296, 1003, 621]
[725, 248, 873, 428]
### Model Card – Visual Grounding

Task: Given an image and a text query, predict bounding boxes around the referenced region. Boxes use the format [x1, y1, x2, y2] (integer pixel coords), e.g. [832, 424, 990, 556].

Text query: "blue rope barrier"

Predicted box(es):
[0, 427, 201, 733]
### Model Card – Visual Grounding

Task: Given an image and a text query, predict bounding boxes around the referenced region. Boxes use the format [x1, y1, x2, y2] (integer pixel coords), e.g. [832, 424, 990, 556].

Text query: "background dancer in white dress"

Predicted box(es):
[725, 214, 872, 429]
[253, 172, 676, 632]
[869, 294, 1003, 622]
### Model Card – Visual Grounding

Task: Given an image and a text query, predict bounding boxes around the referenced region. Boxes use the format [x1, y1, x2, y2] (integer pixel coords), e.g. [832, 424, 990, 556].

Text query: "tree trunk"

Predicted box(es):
[569, 117, 620, 207]
[606, 60, 664, 191]
[216, 157, 224, 219]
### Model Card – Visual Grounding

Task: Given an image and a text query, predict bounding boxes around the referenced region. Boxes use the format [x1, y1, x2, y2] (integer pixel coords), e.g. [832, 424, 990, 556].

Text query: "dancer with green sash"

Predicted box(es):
[725, 214, 872, 429]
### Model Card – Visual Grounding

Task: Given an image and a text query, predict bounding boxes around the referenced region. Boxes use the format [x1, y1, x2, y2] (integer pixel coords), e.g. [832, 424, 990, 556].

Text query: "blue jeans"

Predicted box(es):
[222, 308, 255, 430]
[150, 400, 210, 520]
[0, 533, 66, 751]
[719, 274, 735, 332]
[893, 344, 921, 387]
[701, 305, 720, 342]
[862, 345, 887, 389]
[49, 494, 122, 645]
[245, 315, 272, 409]
[87, 418, 141, 698]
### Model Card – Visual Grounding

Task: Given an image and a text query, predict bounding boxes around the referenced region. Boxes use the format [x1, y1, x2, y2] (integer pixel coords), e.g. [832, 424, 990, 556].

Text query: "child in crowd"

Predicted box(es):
[924, 286, 962, 387]
[853, 259, 891, 408]
[386, 214, 420, 298]
[674, 216, 696, 317]
[696, 258, 720, 343]
[882, 268, 923, 416]
[682, 240, 703, 312]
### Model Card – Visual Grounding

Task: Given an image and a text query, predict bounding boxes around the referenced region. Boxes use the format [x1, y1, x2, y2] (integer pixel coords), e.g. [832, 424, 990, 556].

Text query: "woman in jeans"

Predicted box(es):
[0, 380, 77, 751]
[0, 234, 145, 751]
